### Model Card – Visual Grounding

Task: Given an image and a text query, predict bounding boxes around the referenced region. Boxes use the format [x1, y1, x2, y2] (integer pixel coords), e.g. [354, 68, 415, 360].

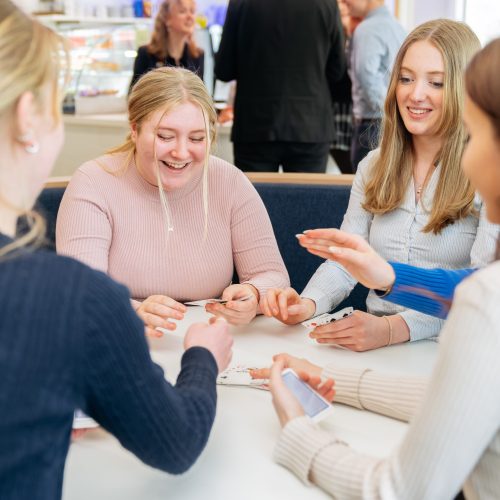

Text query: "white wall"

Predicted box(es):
[397, 0, 500, 44]
[464, 0, 500, 44]
[397, 0, 458, 31]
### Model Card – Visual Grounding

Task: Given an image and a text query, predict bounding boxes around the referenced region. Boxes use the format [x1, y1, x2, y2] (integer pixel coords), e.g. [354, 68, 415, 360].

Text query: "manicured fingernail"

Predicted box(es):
[329, 246, 341, 254]
[303, 230, 310, 234]
[295, 234, 303, 238]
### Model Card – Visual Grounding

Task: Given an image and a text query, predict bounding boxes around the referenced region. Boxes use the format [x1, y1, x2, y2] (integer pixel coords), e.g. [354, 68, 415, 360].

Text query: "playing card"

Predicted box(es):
[185, 294, 253, 307]
[216, 365, 269, 391]
[301, 306, 354, 329]
[184, 298, 229, 306]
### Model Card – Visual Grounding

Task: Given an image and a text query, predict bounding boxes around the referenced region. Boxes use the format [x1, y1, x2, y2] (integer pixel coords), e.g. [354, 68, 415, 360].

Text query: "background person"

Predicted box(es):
[344, 0, 406, 170]
[261, 20, 499, 352]
[329, 0, 362, 173]
[215, 0, 346, 173]
[57, 68, 289, 334]
[258, 38, 500, 499]
[130, 0, 204, 91]
[0, 4, 233, 499]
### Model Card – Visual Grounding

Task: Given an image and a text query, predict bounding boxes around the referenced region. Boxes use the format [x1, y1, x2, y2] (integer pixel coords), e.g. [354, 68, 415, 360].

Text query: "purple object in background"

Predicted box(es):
[214, 5, 227, 25]
[205, 4, 227, 26]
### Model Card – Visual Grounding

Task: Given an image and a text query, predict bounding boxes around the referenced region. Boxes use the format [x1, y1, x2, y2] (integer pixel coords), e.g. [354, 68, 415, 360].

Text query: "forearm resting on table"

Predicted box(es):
[388, 314, 410, 344]
[323, 364, 427, 422]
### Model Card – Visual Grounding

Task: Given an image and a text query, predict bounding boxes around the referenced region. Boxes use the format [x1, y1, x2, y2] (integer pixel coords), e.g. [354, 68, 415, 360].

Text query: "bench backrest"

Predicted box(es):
[253, 183, 368, 312]
[35, 187, 66, 251]
[34, 179, 368, 312]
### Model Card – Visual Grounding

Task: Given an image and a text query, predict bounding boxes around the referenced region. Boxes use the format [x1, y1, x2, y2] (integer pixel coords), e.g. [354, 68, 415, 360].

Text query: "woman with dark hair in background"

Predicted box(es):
[130, 0, 204, 90]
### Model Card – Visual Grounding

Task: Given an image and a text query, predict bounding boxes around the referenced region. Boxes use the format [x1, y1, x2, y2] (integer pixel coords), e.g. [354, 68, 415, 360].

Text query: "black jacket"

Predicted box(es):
[215, 0, 345, 143]
[130, 44, 204, 92]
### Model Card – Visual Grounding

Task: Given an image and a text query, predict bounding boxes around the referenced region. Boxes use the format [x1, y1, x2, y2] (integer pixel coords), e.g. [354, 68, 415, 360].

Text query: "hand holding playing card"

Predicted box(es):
[249, 353, 324, 384]
[205, 284, 259, 326]
[260, 287, 316, 325]
[136, 294, 187, 337]
[184, 318, 233, 372]
[309, 310, 398, 351]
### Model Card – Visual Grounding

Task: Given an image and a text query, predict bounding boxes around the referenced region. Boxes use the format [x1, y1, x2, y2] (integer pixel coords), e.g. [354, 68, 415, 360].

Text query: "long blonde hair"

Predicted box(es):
[0, 0, 68, 257]
[147, 0, 202, 61]
[363, 19, 480, 234]
[109, 66, 217, 238]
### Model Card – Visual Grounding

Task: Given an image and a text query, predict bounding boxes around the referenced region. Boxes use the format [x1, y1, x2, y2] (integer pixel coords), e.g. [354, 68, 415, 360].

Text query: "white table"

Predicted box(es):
[63, 308, 438, 500]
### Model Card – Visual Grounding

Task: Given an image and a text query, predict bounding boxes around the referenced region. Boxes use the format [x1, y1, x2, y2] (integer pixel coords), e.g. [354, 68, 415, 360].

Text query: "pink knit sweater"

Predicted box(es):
[56, 153, 289, 302]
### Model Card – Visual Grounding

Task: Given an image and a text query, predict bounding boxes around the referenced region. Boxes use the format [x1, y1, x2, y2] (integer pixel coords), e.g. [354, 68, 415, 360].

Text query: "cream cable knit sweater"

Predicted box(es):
[275, 261, 500, 499]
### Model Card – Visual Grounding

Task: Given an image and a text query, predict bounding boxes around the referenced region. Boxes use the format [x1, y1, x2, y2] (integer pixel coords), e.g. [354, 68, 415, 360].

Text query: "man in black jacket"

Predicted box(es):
[215, 0, 346, 173]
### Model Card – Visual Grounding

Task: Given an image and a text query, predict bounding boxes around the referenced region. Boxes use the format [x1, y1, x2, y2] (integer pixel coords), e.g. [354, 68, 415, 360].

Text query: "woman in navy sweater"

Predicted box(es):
[0, 3, 231, 500]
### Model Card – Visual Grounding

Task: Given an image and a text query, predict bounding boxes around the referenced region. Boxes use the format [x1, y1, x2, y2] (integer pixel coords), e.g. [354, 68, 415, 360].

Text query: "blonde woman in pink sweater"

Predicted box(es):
[56, 67, 289, 335]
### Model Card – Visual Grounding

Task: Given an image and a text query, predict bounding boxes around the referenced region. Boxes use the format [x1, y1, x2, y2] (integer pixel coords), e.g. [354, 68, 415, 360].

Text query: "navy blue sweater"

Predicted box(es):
[0, 234, 218, 500]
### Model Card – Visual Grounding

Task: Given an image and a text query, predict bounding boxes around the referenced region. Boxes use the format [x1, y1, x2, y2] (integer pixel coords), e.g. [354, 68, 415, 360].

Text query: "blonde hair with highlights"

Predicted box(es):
[363, 19, 480, 234]
[110, 66, 217, 238]
[147, 0, 202, 61]
[0, 0, 69, 257]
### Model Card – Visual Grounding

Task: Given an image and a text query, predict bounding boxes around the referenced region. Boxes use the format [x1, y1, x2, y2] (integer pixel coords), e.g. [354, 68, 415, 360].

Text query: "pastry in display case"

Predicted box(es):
[52, 20, 151, 114]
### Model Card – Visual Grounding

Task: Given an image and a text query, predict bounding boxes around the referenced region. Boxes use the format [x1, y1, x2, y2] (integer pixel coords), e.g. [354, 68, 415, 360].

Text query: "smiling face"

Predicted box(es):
[396, 40, 445, 139]
[462, 95, 500, 224]
[166, 0, 196, 37]
[133, 101, 207, 192]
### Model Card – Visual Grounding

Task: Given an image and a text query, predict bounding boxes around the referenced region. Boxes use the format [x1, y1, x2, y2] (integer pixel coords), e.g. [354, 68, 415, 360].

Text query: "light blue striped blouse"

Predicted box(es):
[301, 149, 500, 341]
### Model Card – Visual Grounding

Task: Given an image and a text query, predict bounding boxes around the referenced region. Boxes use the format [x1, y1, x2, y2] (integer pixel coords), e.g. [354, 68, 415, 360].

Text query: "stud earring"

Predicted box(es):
[17, 132, 40, 155]
[24, 141, 40, 154]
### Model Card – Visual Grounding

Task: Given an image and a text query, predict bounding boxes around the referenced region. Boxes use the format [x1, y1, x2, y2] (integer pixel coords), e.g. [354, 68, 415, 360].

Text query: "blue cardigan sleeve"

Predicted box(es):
[379, 263, 475, 319]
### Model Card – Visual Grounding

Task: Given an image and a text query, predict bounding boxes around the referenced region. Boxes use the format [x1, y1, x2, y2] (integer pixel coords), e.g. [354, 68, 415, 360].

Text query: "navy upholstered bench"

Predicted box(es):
[253, 182, 368, 312]
[32, 176, 368, 312]
[35, 186, 66, 251]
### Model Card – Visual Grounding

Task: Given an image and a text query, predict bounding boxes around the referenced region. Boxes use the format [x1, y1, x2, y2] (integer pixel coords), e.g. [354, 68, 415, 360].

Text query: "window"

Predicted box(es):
[461, 0, 500, 44]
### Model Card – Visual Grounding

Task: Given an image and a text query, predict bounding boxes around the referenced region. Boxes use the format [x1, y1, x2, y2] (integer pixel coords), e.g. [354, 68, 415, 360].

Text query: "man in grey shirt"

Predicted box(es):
[345, 0, 406, 170]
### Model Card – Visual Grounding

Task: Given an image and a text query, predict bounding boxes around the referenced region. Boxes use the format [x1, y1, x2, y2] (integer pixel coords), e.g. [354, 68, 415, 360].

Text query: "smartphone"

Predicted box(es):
[281, 368, 333, 422]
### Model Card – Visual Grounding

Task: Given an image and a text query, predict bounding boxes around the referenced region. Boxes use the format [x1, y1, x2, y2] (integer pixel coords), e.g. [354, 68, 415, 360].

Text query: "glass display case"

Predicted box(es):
[38, 17, 151, 114]
[38, 16, 216, 113]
